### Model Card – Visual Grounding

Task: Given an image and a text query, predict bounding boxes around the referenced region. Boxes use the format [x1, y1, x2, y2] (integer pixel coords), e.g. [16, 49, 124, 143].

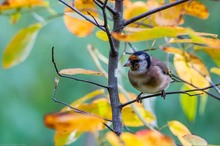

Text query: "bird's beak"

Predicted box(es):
[123, 60, 131, 67]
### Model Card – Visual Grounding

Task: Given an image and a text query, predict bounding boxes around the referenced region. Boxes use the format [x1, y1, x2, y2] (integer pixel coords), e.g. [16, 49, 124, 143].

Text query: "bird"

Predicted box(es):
[123, 51, 172, 102]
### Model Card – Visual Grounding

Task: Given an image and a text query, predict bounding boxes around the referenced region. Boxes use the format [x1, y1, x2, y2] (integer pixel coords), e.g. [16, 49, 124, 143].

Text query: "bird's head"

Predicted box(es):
[124, 51, 151, 72]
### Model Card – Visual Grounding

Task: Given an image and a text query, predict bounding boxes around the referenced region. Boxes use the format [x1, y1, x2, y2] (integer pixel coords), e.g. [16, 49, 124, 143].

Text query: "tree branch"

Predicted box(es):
[58, 0, 105, 31]
[52, 47, 109, 89]
[52, 77, 112, 122]
[123, 0, 190, 28]
[120, 83, 220, 108]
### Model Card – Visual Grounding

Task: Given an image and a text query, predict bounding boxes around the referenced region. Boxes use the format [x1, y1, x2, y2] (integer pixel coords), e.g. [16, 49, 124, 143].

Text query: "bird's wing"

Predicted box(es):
[151, 57, 169, 75]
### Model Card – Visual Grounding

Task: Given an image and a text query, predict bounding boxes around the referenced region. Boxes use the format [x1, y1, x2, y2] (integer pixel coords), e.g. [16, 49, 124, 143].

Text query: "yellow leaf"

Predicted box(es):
[44, 111, 104, 133]
[122, 106, 155, 127]
[119, 92, 156, 127]
[168, 120, 191, 146]
[183, 1, 209, 19]
[59, 68, 105, 76]
[124, 1, 151, 27]
[112, 26, 188, 42]
[163, 47, 210, 89]
[0, 0, 48, 11]
[54, 130, 79, 146]
[61, 89, 105, 110]
[96, 30, 109, 41]
[78, 98, 112, 119]
[155, 4, 184, 26]
[121, 132, 143, 146]
[210, 67, 220, 75]
[202, 48, 220, 67]
[182, 134, 207, 146]
[180, 85, 197, 122]
[106, 132, 124, 146]
[2, 23, 43, 69]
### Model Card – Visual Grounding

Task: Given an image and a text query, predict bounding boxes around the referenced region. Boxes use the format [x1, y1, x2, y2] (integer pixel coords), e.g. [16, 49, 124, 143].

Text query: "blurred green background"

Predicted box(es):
[0, 0, 220, 146]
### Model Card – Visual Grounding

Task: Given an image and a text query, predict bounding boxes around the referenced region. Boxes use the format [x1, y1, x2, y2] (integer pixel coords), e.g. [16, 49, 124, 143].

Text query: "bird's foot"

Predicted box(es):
[136, 92, 143, 103]
[161, 90, 166, 99]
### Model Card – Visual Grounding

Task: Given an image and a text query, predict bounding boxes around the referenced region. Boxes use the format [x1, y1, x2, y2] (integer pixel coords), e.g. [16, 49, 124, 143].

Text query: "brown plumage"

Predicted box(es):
[124, 51, 172, 95]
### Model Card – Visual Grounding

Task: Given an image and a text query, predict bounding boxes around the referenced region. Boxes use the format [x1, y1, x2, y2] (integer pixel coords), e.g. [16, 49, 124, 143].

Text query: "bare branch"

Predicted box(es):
[52, 47, 109, 89]
[123, 0, 190, 28]
[52, 77, 112, 122]
[120, 82, 220, 108]
[58, 0, 105, 31]
[172, 74, 220, 100]
[94, 0, 116, 15]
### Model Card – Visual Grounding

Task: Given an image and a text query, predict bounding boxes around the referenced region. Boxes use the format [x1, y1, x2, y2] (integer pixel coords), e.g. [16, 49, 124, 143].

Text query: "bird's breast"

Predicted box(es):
[128, 68, 171, 94]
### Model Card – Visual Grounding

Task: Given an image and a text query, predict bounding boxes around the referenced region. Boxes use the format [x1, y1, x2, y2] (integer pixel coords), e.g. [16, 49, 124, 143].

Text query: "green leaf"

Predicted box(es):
[180, 85, 197, 122]
[199, 94, 208, 115]
[2, 23, 43, 69]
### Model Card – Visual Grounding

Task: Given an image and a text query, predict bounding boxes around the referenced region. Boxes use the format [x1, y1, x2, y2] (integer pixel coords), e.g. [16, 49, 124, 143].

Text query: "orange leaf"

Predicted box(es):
[136, 130, 175, 146]
[0, 0, 47, 11]
[44, 111, 104, 133]
[106, 130, 175, 146]
[163, 47, 210, 89]
[63, 0, 98, 37]
[183, 1, 209, 19]
[59, 68, 105, 76]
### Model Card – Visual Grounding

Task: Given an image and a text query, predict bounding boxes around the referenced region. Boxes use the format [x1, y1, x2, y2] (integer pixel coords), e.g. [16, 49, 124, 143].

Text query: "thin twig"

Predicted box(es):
[95, 0, 116, 15]
[52, 77, 112, 122]
[172, 74, 220, 100]
[122, 0, 189, 29]
[52, 47, 109, 89]
[120, 83, 220, 108]
[58, 0, 105, 31]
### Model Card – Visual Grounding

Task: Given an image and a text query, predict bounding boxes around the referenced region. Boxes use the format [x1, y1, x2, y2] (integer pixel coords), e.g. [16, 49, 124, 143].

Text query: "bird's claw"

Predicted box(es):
[136, 92, 143, 103]
[161, 90, 166, 99]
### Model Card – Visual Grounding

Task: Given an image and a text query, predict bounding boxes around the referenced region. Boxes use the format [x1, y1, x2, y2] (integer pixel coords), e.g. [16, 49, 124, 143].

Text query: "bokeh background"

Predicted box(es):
[0, 0, 220, 145]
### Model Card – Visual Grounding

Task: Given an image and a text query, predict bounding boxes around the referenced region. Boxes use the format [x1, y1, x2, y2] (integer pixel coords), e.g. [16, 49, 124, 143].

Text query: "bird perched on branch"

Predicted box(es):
[124, 51, 172, 102]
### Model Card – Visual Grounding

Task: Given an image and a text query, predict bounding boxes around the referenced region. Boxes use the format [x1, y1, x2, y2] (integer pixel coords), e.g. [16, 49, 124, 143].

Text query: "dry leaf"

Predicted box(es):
[59, 68, 105, 76]
[163, 47, 210, 89]
[168, 120, 191, 146]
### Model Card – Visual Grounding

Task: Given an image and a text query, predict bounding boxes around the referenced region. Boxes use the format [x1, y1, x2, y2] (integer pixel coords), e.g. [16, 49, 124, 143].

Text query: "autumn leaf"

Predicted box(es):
[63, 0, 98, 37]
[163, 47, 210, 89]
[155, 4, 184, 26]
[182, 134, 207, 146]
[2, 23, 43, 69]
[168, 120, 191, 146]
[124, 1, 151, 27]
[59, 68, 105, 76]
[61, 89, 105, 109]
[54, 130, 79, 146]
[180, 85, 197, 122]
[106, 130, 175, 146]
[210, 67, 220, 75]
[112, 26, 189, 42]
[0, 0, 48, 11]
[183, 0, 209, 19]
[96, 30, 109, 41]
[44, 111, 104, 133]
